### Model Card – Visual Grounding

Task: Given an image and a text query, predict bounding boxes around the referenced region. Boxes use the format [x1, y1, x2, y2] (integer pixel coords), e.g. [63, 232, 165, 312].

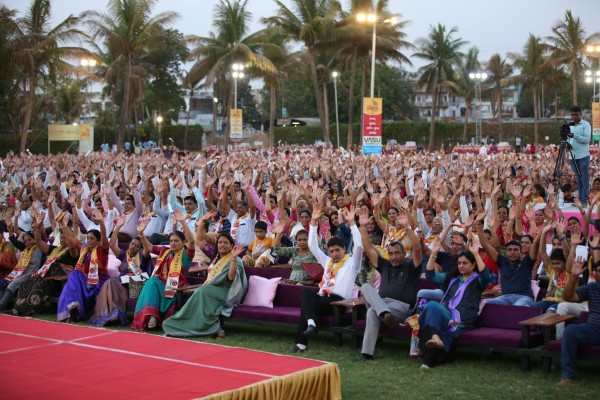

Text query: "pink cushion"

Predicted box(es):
[242, 275, 282, 308]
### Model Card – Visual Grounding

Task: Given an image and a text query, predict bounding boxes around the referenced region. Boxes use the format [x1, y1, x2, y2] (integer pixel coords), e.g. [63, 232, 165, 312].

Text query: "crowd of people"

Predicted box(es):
[0, 108, 597, 386]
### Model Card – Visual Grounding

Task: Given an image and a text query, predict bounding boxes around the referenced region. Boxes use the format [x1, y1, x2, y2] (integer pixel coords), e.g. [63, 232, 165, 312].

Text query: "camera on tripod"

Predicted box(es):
[559, 123, 574, 140]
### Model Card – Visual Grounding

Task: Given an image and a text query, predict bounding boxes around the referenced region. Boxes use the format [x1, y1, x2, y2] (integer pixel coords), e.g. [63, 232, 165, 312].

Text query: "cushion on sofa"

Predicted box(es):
[242, 275, 282, 308]
[478, 303, 541, 330]
[458, 327, 528, 348]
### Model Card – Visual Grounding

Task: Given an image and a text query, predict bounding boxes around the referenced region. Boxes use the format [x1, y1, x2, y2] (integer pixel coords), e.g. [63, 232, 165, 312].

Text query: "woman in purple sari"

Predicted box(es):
[57, 210, 110, 322]
[89, 216, 152, 326]
[418, 236, 491, 369]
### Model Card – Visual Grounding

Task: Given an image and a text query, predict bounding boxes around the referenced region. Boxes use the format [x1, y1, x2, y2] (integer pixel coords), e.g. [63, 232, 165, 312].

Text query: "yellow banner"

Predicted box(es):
[593, 102, 600, 141]
[363, 98, 383, 116]
[48, 125, 81, 141]
[230, 109, 243, 139]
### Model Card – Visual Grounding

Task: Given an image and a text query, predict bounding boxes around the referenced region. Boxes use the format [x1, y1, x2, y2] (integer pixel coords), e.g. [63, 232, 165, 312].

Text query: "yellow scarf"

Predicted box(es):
[33, 245, 70, 278]
[6, 245, 38, 282]
[126, 251, 142, 276]
[156, 248, 184, 298]
[319, 254, 350, 295]
[75, 246, 100, 285]
[204, 253, 233, 286]
[383, 226, 406, 247]
[231, 213, 248, 242]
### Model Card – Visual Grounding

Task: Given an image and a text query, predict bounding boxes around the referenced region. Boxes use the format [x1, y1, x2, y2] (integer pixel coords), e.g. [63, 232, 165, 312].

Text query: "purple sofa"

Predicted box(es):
[347, 300, 544, 370]
[539, 312, 600, 371]
[226, 266, 352, 346]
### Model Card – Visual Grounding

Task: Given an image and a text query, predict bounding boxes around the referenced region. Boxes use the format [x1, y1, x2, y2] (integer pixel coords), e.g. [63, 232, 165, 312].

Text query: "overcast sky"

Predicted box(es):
[5, 0, 600, 77]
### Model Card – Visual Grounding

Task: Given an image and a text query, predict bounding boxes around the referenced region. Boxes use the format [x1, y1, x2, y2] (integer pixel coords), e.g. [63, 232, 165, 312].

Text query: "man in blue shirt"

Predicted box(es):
[568, 106, 592, 204]
[477, 221, 541, 306]
[559, 255, 600, 385]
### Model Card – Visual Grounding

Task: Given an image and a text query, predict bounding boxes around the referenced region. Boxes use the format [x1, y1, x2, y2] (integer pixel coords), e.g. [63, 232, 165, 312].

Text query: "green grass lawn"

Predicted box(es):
[30, 307, 599, 400]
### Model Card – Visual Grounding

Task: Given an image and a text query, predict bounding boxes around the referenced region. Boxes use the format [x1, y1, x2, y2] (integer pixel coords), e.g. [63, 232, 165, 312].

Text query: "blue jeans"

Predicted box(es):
[530, 300, 559, 313]
[569, 156, 590, 202]
[417, 289, 444, 301]
[561, 323, 600, 379]
[485, 294, 533, 306]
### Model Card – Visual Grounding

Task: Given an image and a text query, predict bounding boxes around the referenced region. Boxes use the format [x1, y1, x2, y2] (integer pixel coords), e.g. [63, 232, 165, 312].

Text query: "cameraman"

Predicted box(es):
[567, 106, 592, 205]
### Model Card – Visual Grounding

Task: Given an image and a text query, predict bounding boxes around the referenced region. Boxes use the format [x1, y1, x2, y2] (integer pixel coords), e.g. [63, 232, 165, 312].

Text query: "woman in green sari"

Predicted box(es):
[162, 231, 247, 338]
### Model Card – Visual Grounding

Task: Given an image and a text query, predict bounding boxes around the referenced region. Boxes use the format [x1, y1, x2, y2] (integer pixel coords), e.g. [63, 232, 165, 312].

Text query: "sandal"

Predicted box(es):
[216, 330, 226, 339]
[147, 316, 158, 329]
[425, 334, 444, 349]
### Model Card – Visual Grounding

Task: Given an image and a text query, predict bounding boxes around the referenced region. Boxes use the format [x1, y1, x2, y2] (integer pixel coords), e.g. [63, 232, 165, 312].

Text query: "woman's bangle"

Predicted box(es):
[559, 235, 567, 242]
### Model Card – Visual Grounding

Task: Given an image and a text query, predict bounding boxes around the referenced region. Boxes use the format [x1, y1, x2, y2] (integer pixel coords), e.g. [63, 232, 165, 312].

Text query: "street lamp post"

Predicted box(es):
[80, 58, 97, 123]
[585, 70, 600, 100]
[356, 12, 397, 98]
[156, 115, 163, 147]
[585, 44, 600, 102]
[468, 72, 488, 145]
[213, 97, 218, 146]
[231, 63, 245, 108]
[332, 71, 340, 148]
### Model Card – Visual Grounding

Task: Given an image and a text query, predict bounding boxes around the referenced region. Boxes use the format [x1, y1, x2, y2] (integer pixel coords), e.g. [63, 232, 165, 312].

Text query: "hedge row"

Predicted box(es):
[274, 121, 563, 148]
[2, 121, 562, 156]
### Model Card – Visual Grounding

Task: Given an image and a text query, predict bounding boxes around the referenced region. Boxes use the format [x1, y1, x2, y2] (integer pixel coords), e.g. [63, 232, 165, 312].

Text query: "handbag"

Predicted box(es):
[128, 279, 145, 299]
[301, 262, 324, 283]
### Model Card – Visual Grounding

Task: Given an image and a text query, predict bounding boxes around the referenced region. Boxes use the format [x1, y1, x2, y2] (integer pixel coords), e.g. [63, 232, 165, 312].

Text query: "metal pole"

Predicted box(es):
[334, 77, 340, 148]
[370, 21, 377, 98]
[234, 77, 238, 109]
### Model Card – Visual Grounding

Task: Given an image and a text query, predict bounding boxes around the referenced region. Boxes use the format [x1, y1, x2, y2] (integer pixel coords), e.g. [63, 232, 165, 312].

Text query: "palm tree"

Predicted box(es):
[510, 34, 550, 144]
[333, 0, 413, 148]
[85, 0, 179, 151]
[545, 10, 600, 106]
[485, 54, 513, 141]
[265, 0, 341, 146]
[9, 0, 86, 153]
[413, 23, 466, 151]
[0, 6, 24, 134]
[252, 27, 288, 147]
[186, 0, 278, 145]
[453, 47, 480, 143]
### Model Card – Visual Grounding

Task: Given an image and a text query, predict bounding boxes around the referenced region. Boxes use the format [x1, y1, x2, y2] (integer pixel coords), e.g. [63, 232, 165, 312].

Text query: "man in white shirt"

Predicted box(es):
[227, 201, 256, 248]
[478, 143, 488, 156]
[16, 195, 33, 233]
[290, 204, 363, 353]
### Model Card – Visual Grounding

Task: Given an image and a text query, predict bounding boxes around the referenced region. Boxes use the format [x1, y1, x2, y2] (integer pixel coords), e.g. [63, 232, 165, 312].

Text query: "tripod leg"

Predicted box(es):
[567, 148, 587, 201]
[553, 143, 566, 182]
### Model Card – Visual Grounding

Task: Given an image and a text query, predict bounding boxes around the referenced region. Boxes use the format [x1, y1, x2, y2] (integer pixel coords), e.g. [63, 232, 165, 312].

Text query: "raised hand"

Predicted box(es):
[231, 245, 246, 259]
[201, 210, 218, 222]
[137, 216, 149, 234]
[555, 218, 566, 236]
[342, 205, 356, 225]
[357, 208, 370, 226]
[570, 231, 583, 246]
[115, 214, 126, 229]
[47, 190, 56, 205]
[311, 202, 324, 222]
[91, 209, 104, 224]
[573, 196, 583, 210]
[431, 236, 443, 253]
[271, 219, 286, 235]
[571, 255, 586, 276]
[173, 208, 186, 222]
[396, 211, 409, 228]
[468, 234, 481, 253]
[590, 232, 600, 248]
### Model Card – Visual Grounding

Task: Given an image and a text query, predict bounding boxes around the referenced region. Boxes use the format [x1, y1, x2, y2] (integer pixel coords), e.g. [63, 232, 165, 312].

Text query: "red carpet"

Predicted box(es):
[0, 315, 341, 399]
